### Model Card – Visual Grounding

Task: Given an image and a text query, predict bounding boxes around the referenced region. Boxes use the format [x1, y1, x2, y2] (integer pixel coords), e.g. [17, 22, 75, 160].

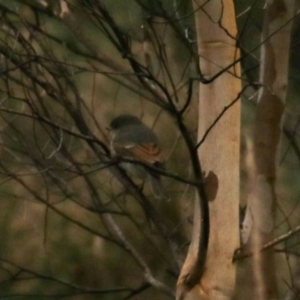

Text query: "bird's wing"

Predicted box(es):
[113, 142, 164, 164]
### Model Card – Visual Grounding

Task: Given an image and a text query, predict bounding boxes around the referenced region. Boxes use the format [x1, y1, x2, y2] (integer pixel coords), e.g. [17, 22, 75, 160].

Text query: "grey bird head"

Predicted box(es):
[110, 115, 142, 130]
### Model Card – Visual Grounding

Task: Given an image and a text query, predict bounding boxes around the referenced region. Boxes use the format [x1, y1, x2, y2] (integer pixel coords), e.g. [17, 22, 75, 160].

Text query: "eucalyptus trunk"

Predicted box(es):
[239, 1, 295, 299]
[177, 1, 241, 299]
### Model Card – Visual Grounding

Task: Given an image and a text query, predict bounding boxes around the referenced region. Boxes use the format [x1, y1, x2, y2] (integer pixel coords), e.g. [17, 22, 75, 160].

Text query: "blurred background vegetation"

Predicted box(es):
[0, 0, 299, 299]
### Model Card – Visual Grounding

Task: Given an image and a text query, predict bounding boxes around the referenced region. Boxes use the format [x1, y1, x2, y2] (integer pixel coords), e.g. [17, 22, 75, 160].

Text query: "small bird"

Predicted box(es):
[109, 114, 166, 198]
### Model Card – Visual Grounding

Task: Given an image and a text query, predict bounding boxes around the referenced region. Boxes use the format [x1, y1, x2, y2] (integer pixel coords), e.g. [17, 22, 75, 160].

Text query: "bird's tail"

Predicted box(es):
[147, 174, 168, 200]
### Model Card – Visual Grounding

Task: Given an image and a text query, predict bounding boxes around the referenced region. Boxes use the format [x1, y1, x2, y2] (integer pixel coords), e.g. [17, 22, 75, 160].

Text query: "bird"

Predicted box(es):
[109, 114, 166, 199]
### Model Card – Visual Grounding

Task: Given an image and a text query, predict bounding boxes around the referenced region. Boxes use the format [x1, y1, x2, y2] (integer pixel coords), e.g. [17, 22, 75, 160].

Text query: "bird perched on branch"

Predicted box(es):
[109, 114, 166, 199]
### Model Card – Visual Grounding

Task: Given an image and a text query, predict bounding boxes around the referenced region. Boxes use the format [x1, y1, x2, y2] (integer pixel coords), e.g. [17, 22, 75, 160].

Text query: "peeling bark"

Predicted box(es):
[239, 1, 295, 299]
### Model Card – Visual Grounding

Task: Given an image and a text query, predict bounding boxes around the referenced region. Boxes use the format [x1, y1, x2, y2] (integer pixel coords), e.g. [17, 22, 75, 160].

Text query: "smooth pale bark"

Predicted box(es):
[239, 1, 295, 299]
[177, 1, 240, 299]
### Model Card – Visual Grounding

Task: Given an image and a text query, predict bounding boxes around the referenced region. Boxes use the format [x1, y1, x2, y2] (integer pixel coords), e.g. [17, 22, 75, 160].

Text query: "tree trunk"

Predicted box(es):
[239, 1, 295, 299]
[177, 1, 241, 299]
